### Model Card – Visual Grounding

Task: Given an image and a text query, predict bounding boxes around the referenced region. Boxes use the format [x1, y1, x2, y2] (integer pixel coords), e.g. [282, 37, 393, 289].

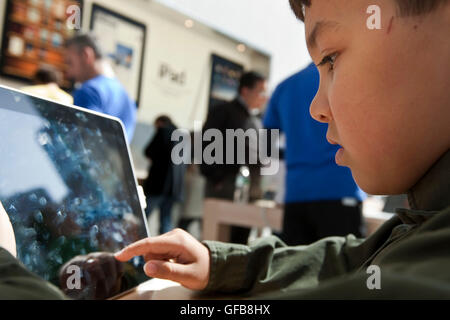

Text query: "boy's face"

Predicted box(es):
[304, 0, 450, 194]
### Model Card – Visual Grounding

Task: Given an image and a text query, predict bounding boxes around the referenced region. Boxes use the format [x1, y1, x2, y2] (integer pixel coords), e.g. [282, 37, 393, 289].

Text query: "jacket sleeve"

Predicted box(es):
[203, 105, 227, 133]
[259, 267, 450, 299]
[201, 217, 399, 296]
[0, 248, 67, 300]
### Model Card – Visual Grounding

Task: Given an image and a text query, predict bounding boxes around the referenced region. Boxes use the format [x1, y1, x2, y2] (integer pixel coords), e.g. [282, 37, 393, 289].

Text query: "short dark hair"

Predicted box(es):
[65, 33, 103, 59]
[289, 0, 448, 21]
[33, 65, 61, 85]
[155, 115, 173, 127]
[238, 71, 266, 94]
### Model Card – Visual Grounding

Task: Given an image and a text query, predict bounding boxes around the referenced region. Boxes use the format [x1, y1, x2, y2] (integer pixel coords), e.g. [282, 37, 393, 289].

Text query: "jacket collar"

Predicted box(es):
[236, 96, 251, 115]
[396, 150, 450, 224]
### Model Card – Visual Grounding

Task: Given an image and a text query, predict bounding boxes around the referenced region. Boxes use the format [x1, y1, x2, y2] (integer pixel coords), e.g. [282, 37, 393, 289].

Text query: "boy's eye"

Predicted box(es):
[317, 53, 338, 71]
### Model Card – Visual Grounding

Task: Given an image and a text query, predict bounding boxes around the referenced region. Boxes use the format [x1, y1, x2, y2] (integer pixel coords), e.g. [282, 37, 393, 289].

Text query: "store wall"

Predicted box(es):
[155, 0, 311, 90]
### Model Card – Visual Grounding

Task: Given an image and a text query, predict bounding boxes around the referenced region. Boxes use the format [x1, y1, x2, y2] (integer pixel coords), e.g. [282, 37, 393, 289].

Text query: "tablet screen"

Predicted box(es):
[0, 86, 149, 298]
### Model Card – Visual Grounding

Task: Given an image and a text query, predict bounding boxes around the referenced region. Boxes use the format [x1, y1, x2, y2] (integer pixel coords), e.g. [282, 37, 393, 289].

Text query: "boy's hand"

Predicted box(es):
[59, 252, 124, 300]
[0, 201, 16, 257]
[115, 229, 211, 291]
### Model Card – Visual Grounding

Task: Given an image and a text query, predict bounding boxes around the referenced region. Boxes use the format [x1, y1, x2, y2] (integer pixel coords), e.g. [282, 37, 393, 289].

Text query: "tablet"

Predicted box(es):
[0, 85, 149, 298]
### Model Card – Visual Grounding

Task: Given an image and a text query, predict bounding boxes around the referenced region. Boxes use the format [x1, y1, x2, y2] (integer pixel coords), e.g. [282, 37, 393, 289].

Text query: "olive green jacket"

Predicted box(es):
[0, 248, 66, 300]
[202, 151, 450, 299]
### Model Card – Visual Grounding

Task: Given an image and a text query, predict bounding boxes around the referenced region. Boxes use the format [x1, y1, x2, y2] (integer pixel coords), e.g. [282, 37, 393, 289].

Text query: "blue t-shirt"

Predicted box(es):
[264, 63, 365, 203]
[73, 75, 137, 141]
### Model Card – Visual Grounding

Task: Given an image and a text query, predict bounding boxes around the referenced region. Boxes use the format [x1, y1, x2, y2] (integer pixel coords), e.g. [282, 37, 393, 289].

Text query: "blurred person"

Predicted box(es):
[178, 132, 206, 236]
[143, 116, 185, 235]
[21, 65, 73, 105]
[264, 63, 366, 245]
[64, 34, 137, 141]
[201, 71, 267, 244]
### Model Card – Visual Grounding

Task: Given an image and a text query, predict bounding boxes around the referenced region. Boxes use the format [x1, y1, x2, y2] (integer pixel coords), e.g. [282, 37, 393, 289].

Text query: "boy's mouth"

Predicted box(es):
[327, 135, 346, 165]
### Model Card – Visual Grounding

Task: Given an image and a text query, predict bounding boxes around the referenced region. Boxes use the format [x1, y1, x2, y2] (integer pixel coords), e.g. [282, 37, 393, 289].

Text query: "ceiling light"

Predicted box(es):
[237, 43, 246, 53]
[184, 19, 194, 28]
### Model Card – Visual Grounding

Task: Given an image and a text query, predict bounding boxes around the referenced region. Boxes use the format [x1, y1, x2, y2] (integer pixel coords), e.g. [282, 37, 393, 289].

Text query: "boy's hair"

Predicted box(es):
[65, 33, 103, 59]
[239, 71, 266, 94]
[289, 0, 448, 21]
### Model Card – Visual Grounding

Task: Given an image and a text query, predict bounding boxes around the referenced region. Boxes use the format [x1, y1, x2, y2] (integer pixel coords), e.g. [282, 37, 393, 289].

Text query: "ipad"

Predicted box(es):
[0, 85, 150, 299]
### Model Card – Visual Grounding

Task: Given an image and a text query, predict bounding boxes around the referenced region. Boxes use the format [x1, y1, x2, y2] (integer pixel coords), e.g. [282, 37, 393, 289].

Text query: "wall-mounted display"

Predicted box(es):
[208, 53, 244, 110]
[0, 0, 83, 88]
[90, 4, 146, 107]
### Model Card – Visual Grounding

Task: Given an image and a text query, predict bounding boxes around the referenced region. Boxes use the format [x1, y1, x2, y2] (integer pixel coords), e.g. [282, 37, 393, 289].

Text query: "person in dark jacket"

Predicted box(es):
[201, 71, 268, 244]
[143, 115, 185, 235]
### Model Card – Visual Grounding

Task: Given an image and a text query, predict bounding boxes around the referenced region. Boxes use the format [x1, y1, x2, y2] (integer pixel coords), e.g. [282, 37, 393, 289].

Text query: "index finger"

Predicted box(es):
[114, 235, 182, 262]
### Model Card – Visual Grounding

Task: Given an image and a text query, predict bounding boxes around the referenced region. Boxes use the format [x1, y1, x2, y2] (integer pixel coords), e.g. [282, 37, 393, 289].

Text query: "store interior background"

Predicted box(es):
[0, 0, 396, 238]
[0, 0, 311, 172]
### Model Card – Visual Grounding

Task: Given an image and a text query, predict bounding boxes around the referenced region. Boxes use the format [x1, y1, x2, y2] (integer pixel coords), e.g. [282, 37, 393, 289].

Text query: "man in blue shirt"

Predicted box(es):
[65, 34, 137, 141]
[264, 63, 366, 245]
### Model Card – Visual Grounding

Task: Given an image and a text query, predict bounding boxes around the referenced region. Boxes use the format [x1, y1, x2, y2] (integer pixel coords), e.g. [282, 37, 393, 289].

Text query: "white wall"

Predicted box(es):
[154, 0, 312, 91]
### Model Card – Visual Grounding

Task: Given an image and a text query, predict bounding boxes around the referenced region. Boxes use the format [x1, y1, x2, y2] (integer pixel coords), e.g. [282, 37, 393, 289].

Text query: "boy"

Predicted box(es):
[1, 0, 449, 299]
[115, 0, 450, 299]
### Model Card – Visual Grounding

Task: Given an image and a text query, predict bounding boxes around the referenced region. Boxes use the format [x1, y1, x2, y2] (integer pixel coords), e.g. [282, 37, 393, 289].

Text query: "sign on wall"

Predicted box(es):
[90, 4, 146, 107]
[208, 53, 244, 110]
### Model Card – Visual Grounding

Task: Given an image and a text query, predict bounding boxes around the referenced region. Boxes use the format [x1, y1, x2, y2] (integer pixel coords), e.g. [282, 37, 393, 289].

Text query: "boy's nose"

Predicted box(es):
[310, 85, 332, 124]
